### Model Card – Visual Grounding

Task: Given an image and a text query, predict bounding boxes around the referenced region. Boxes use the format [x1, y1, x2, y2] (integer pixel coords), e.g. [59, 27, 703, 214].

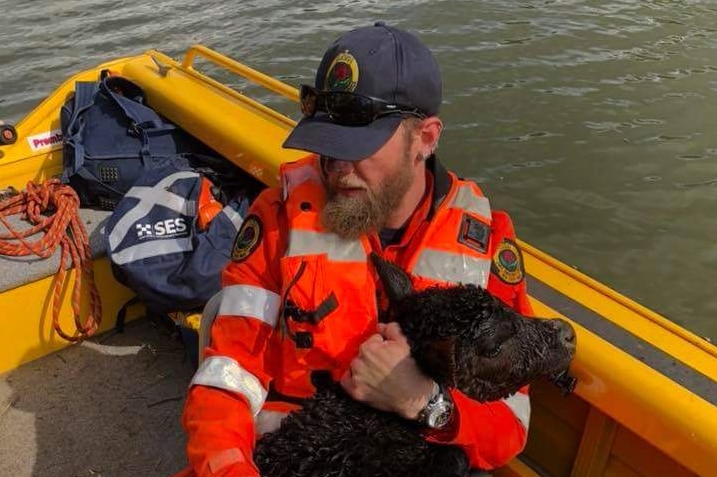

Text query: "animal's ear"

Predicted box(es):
[369, 252, 414, 303]
[418, 338, 457, 387]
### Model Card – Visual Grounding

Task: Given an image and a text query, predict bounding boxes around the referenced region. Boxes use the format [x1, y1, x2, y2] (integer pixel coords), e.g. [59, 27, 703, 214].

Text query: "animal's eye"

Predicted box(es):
[484, 344, 502, 358]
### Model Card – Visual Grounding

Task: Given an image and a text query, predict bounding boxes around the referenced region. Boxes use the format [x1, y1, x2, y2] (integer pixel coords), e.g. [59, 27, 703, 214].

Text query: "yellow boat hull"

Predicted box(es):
[0, 46, 714, 477]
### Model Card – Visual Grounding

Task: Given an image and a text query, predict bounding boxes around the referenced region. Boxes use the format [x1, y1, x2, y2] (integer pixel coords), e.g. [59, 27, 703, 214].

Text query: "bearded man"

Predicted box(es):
[181, 22, 534, 477]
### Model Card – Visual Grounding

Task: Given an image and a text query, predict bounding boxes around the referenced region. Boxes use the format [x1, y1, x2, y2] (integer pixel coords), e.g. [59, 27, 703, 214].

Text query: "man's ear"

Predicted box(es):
[419, 117, 443, 158]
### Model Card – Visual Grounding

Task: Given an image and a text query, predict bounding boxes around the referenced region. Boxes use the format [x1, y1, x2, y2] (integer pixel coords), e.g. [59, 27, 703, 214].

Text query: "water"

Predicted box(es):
[1, 0, 715, 342]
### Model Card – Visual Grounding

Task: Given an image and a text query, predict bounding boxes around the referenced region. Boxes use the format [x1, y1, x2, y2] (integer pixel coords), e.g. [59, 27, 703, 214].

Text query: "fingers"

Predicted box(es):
[380, 322, 406, 343]
[349, 356, 366, 378]
[358, 332, 385, 357]
[364, 332, 385, 345]
[340, 364, 370, 402]
[340, 370, 357, 395]
[340, 367, 389, 411]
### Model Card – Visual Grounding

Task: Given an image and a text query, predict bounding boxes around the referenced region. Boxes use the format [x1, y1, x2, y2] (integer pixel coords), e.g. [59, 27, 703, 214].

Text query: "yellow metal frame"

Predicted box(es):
[181, 45, 300, 103]
[1, 45, 715, 477]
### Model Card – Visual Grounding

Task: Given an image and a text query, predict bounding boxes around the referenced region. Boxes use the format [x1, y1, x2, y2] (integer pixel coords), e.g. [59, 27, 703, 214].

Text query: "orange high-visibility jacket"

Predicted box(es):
[182, 155, 534, 476]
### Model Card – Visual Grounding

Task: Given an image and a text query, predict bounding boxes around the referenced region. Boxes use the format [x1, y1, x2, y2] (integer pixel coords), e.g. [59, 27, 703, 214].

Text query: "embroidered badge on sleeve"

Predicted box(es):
[232, 214, 263, 262]
[491, 239, 525, 285]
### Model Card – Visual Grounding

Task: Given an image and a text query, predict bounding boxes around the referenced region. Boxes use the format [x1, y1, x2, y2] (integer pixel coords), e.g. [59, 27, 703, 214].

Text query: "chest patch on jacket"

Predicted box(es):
[232, 214, 262, 262]
[491, 239, 524, 284]
[458, 214, 490, 253]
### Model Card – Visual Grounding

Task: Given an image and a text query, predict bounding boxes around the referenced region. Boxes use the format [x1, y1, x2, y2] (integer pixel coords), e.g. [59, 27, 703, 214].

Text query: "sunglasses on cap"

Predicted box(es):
[300, 84, 427, 126]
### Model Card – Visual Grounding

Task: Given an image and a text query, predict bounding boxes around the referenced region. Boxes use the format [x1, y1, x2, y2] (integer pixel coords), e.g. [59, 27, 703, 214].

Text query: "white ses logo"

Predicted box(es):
[136, 218, 188, 239]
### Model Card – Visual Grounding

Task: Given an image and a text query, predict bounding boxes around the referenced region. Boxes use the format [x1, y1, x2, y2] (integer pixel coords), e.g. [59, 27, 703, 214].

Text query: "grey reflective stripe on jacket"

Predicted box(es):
[411, 183, 492, 288]
[412, 249, 491, 287]
[190, 356, 267, 416]
[219, 285, 281, 327]
[502, 392, 531, 430]
[108, 171, 198, 265]
[286, 230, 366, 262]
[448, 184, 491, 219]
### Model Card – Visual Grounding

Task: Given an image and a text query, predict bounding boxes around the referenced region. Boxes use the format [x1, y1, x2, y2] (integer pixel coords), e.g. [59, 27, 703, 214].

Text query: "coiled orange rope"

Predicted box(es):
[0, 179, 101, 341]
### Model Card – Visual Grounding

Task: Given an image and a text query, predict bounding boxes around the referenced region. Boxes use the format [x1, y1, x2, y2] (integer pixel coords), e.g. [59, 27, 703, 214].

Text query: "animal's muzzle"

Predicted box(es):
[551, 319, 576, 349]
[549, 319, 577, 395]
[552, 370, 578, 396]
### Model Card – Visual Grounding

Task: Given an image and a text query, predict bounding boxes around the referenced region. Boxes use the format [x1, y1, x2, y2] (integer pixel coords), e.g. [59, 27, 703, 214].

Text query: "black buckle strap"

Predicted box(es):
[285, 292, 338, 325]
[279, 260, 341, 350]
[283, 293, 339, 349]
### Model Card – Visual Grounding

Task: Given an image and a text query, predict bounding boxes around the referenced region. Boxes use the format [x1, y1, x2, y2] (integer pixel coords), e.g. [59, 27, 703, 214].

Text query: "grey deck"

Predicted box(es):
[0, 318, 193, 477]
[0, 208, 111, 293]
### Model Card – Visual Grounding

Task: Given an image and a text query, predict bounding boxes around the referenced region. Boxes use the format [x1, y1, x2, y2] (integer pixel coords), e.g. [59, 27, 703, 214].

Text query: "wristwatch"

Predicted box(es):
[417, 382, 454, 429]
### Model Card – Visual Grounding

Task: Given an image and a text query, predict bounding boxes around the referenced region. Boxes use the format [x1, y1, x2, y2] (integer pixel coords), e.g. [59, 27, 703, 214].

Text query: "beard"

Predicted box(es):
[321, 150, 415, 240]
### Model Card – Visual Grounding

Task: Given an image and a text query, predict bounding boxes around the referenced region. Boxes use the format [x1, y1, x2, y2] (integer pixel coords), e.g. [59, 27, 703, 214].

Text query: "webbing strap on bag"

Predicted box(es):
[62, 81, 99, 181]
[97, 77, 176, 163]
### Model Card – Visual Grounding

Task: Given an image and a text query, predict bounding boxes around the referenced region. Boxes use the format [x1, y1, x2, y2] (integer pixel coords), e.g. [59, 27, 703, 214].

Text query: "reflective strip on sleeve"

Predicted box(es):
[255, 410, 288, 436]
[412, 248, 491, 288]
[207, 448, 247, 474]
[286, 230, 366, 262]
[502, 392, 531, 430]
[190, 356, 267, 416]
[449, 185, 491, 220]
[219, 285, 281, 327]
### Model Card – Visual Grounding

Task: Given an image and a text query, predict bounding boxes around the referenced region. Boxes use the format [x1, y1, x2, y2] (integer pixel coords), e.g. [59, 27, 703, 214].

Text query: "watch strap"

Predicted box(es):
[417, 382, 453, 429]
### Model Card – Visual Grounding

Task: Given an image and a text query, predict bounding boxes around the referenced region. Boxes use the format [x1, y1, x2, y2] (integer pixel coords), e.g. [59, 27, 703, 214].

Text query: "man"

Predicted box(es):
[181, 22, 533, 476]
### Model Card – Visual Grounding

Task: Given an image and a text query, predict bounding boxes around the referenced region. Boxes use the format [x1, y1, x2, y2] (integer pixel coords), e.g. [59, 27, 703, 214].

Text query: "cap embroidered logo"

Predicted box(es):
[326, 51, 359, 92]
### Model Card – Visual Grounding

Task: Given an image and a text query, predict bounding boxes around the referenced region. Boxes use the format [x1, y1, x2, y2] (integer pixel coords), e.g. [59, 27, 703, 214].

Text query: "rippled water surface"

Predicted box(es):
[1, 0, 716, 341]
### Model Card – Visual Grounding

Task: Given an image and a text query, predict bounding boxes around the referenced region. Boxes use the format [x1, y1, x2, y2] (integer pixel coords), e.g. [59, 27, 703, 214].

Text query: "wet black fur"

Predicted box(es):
[255, 380, 468, 477]
[254, 255, 575, 477]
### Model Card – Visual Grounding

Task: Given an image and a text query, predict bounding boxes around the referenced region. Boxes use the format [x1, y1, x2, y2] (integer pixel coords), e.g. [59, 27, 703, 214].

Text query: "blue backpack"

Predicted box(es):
[61, 75, 199, 209]
[105, 155, 250, 314]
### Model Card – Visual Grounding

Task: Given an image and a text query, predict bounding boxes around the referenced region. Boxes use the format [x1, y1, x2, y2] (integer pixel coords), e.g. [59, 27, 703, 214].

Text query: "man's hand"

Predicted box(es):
[340, 322, 435, 420]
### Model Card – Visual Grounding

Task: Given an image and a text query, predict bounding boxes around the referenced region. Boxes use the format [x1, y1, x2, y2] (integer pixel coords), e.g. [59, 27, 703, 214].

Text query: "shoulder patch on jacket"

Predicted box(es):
[232, 214, 263, 262]
[458, 213, 490, 254]
[491, 239, 524, 285]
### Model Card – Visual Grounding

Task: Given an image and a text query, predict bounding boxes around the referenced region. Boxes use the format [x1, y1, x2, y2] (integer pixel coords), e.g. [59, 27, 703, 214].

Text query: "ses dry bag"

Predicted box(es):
[105, 156, 249, 314]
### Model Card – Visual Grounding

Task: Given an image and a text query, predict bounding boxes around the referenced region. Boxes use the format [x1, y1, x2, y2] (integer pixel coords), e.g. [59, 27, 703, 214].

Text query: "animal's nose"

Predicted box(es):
[553, 319, 576, 345]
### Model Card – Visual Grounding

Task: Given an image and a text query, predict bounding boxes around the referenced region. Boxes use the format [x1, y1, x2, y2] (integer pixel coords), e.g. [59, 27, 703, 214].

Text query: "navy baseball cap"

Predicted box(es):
[282, 22, 442, 161]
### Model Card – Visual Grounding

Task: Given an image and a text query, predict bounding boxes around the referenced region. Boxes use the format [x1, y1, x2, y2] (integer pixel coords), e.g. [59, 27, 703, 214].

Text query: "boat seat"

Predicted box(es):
[0, 208, 111, 293]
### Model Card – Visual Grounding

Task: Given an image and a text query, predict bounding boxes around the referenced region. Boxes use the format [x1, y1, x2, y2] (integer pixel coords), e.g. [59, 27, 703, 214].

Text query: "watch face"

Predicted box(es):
[427, 401, 453, 429]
